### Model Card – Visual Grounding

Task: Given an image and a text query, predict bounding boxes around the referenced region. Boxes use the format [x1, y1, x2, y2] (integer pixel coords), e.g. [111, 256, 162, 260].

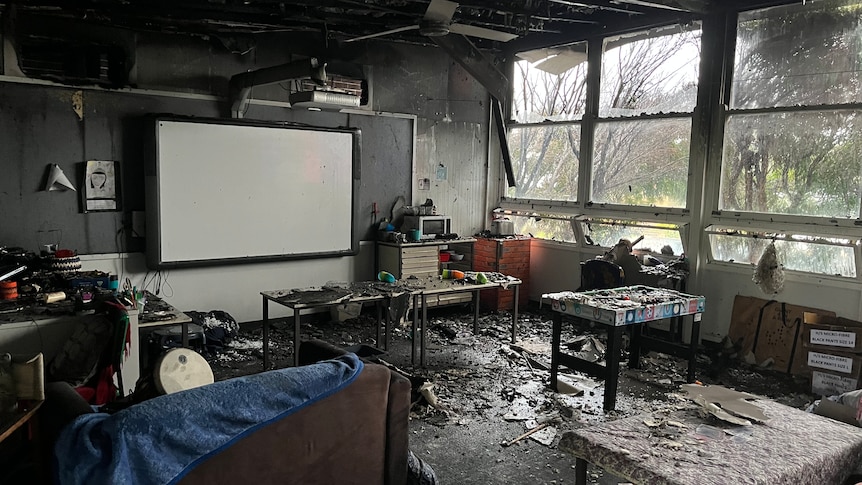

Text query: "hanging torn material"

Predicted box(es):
[753, 242, 784, 294]
[44, 164, 77, 192]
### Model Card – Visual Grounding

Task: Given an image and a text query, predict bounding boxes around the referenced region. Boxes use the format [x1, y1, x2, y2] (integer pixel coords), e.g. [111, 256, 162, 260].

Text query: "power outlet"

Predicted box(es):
[132, 211, 146, 238]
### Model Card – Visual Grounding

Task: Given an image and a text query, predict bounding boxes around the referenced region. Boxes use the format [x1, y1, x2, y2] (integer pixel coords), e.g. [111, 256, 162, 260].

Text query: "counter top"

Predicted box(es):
[377, 237, 476, 248]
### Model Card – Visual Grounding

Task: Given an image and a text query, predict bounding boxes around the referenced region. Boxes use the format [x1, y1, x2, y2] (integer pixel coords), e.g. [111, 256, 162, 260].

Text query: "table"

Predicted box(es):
[414, 276, 521, 367]
[543, 285, 705, 411]
[559, 398, 862, 485]
[261, 281, 415, 368]
[260, 272, 522, 369]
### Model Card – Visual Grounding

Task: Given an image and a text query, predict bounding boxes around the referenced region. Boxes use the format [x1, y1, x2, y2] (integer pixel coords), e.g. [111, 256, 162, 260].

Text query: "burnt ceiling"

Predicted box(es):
[1, 0, 794, 55]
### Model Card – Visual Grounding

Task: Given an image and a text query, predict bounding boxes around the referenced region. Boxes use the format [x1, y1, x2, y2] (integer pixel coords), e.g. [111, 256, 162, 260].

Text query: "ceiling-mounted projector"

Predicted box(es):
[289, 90, 361, 110]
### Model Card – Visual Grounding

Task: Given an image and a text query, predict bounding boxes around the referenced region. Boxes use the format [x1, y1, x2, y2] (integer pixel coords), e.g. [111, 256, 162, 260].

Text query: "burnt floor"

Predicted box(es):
[206, 304, 815, 485]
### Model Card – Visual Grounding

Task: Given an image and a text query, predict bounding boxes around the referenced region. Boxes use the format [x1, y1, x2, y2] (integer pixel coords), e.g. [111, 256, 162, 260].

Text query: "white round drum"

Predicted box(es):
[154, 348, 214, 395]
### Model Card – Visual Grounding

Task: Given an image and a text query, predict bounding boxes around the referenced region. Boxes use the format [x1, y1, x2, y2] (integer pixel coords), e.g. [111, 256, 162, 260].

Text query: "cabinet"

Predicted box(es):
[377, 239, 475, 307]
[474, 237, 531, 311]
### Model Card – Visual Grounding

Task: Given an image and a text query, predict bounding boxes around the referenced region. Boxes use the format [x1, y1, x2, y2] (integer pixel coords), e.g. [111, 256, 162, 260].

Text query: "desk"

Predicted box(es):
[543, 285, 705, 411]
[559, 399, 862, 485]
[260, 273, 522, 369]
[414, 275, 521, 367]
[261, 282, 415, 368]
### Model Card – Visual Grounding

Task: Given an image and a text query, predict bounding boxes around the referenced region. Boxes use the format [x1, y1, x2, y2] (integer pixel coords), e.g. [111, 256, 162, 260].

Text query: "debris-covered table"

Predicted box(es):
[261, 281, 417, 368]
[543, 285, 705, 411]
[410, 272, 522, 367]
[261, 272, 522, 369]
[559, 397, 862, 485]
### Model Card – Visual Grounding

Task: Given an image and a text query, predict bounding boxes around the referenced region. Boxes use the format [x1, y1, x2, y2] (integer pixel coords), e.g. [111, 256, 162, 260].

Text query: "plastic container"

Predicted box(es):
[439, 252, 451, 262]
[377, 271, 396, 283]
[450, 253, 464, 261]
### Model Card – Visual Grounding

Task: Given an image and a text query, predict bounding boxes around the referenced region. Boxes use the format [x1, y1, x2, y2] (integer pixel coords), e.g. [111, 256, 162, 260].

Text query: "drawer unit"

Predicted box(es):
[377, 239, 475, 308]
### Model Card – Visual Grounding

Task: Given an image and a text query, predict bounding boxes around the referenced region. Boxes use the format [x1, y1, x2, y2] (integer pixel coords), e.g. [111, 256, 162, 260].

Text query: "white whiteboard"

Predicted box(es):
[147, 118, 359, 267]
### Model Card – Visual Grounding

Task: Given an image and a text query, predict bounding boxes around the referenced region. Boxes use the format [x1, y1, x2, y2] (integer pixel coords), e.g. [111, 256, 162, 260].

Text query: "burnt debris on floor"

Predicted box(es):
[204, 305, 816, 485]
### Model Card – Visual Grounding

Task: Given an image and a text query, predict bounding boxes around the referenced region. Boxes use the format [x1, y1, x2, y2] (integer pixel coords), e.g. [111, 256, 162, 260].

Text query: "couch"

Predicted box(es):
[41, 340, 411, 485]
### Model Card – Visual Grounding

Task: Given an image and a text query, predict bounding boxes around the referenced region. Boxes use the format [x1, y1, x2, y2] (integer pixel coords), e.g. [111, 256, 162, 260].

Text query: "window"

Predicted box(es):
[508, 42, 587, 202]
[709, 1, 862, 278]
[512, 214, 578, 243]
[507, 26, 702, 216]
[581, 219, 685, 256]
[508, 124, 580, 201]
[706, 227, 858, 278]
[592, 118, 691, 207]
[720, 1, 862, 218]
[593, 26, 701, 208]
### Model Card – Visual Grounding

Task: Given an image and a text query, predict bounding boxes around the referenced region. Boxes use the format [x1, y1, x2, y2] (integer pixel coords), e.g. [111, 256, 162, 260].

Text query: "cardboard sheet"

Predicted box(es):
[727, 295, 835, 375]
[682, 383, 768, 424]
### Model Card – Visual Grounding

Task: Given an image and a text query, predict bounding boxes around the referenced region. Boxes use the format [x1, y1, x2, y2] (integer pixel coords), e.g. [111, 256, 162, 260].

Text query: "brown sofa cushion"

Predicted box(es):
[179, 363, 400, 485]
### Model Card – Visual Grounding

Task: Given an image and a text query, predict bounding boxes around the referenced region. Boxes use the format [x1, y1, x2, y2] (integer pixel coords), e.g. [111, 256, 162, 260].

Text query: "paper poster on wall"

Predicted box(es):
[83, 160, 120, 212]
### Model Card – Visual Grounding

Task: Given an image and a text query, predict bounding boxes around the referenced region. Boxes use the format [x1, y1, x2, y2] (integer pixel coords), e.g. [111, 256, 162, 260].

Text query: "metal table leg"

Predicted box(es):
[293, 307, 301, 367]
[575, 458, 587, 485]
[473, 289, 480, 334]
[262, 297, 269, 371]
[421, 293, 428, 367]
[512, 284, 520, 343]
[688, 314, 702, 382]
[550, 313, 562, 391]
[181, 320, 189, 348]
[603, 325, 623, 411]
[628, 323, 643, 369]
[376, 302, 383, 349]
[411, 294, 419, 365]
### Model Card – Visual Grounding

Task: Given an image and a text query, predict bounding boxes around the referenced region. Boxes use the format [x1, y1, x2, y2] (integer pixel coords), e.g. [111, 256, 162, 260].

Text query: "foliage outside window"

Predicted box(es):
[720, 1, 862, 218]
[591, 26, 701, 208]
[592, 118, 691, 207]
[706, 227, 858, 278]
[581, 219, 685, 256]
[512, 215, 578, 243]
[507, 26, 702, 244]
[509, 43, 587, 202]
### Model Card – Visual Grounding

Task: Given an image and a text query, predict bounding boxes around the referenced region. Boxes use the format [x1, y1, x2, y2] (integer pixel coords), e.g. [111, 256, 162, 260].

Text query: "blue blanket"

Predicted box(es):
[55, 353, 364, 485]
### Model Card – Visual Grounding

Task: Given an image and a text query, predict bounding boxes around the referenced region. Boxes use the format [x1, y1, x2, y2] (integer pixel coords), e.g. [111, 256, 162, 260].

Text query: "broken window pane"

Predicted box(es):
[707, 229, 857, 277]
[512, 215, 577, 243]
[591, 118, 691, 208]
[581, 220, 684, 256]
[720, 110, 862, 218]
[732, 0, 862, 109]
[507, 124, 580, 202]
[600, 25, 701, 118]
[511, 42, 588, 123]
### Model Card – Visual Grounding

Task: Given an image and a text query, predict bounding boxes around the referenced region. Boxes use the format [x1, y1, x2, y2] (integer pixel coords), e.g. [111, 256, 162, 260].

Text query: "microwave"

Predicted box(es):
[403, 215, 451, 239]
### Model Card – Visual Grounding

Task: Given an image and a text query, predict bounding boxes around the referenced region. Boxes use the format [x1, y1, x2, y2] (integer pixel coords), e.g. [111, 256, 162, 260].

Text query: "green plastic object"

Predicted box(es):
[377, 271, 396, 283]
[476, 272, 489, 284]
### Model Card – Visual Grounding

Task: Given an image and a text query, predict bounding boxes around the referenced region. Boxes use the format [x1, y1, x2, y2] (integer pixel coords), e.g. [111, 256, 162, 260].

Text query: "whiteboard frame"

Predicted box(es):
[145, 116, 360, 269]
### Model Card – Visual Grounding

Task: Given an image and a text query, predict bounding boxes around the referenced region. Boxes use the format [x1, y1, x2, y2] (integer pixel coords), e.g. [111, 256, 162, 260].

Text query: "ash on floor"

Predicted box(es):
[204, 306, 816, 485]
